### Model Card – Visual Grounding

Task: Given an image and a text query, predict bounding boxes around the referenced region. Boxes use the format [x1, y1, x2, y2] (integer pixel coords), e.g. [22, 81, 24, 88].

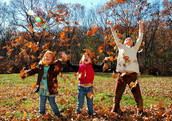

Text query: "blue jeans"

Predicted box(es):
[77, 86, 93, 115]
[39, 95, 60, 116]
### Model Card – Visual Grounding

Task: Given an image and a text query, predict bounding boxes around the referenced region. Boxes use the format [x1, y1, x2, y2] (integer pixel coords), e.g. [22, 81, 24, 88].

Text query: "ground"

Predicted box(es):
[0, 72, 172, 120]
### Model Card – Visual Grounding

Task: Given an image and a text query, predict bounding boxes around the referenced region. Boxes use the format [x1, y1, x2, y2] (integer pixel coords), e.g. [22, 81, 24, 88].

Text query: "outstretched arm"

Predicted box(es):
[134, 20, 145, 51]
[92, 57, 108, 71]
[108, 22, 122, 47]
[20, 66, 39, 79]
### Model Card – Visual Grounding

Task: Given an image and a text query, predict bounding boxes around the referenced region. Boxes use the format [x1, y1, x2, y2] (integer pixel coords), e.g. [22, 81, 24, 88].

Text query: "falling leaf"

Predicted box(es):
[54, 83, 58, 87]
[129, 29, 132, 34]
[87, 92, 93, 99]
[134, 11, 138, 15]
[126, 9, 130, 13]
[115, 24, 120, 28]
[58, 10, 63, 14]
[55, 65, 60, 71]
[32, 83, 36, 88]
[109, 56, 114, 61]
[74, 22, 79, 25]
[59, 31, 65, 40]
[73, 73, 77, 77]
[31, 62, 36, 69]
[142, 41, 145, 46]
[117, 33, 122, 38]
[103, 63, 108, 72]
[126, 20, 130, 24]
[112, 71, 116, 79]
[157, 49, 163, 54]
[41, 85, 45, 89]
[109, 41, 116, 47]
[77, 43, 80, 46]
[130, 82, 134, 88]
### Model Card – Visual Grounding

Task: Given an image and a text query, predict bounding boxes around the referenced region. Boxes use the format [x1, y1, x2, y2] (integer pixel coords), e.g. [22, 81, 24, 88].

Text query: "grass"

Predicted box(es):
[0, 72, 172, 120]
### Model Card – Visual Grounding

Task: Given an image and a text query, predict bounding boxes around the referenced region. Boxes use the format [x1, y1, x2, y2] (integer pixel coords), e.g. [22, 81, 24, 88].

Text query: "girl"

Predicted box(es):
[20, 50, 62, 117]
[64, 52, 108, 116]
[108, 20, 145, 116]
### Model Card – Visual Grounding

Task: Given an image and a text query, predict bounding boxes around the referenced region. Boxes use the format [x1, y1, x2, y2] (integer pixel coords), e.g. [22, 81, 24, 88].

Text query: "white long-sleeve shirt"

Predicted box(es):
[112, 31, 143, 73]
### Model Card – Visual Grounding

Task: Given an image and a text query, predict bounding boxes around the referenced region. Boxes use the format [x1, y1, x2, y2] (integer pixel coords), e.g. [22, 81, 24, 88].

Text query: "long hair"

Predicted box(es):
[39, 50, 56, 65]
[79, 52, 93, 64]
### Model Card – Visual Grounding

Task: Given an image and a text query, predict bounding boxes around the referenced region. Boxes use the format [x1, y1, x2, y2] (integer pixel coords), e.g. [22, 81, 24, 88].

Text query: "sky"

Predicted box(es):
[2, 0, 164, 8]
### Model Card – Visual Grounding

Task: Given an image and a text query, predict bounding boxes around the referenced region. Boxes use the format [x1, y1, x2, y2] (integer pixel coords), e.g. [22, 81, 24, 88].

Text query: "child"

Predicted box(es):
[20, 50, 62, 117]
[108, 20, 145, 116]
[77, 53, 94, 116]
[64, 52, 107, 116]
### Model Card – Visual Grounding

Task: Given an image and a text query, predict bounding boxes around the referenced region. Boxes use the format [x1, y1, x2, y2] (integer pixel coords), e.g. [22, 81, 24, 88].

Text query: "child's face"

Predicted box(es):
[44, 53, 53, 65]
[82, 54, 92, 65]
[124, 38, 133, 47]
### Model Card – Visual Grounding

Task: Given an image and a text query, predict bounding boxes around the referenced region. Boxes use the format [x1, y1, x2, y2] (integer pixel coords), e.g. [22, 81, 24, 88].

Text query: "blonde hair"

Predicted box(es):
[39, 50, 55, 65]
[79, 52, 93, 64]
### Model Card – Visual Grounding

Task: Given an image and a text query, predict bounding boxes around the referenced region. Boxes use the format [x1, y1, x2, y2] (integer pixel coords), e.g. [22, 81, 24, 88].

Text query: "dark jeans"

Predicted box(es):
[111, 72, 143, 112]
[77, 86, 93, 116]
[39, 95, 60, 116]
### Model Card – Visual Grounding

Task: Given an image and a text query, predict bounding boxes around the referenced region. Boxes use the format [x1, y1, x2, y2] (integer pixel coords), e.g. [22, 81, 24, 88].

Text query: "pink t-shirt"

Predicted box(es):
[78, 63, 94, 84]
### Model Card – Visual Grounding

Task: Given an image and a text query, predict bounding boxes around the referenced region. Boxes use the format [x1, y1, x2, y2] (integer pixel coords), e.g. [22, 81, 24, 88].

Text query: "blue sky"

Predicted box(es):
[2, 0, 164, 7]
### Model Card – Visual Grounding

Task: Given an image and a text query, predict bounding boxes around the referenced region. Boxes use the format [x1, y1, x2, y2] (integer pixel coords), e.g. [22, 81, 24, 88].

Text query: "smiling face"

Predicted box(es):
[124, 37, 134, 47]
[43, 53, 54, 65]
[81, 53, 92, 65]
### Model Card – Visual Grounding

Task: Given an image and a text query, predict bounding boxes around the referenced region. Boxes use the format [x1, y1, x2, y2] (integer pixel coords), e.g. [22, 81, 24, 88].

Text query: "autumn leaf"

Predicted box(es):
[142, 41, 145, 46]
[112, 71, 116, 79]
[115, 24, 120, 28]
[30, 55, 35, 59]
[58, 10, 63, 14]
[19, 69, 27, 78]
[32, 83, 36, 88]
[65, 87, 69, 94]
[117, 33, 122, 38]
[49, 9, 54, 14]
[59, 31, 65, 40]
[41, 85, 45, 89]
[31, 62, 36, 69]
[87, 92, 93, 99]
[130, 82, 134, 88]
[129, 29, 132, 34]
[23, 112, 27, 118]
[73, 73, 77, 77]
[74, 22, 79, 25]
[109, 41, 116, 47]
[157, 49, 163, 54]
[126, 9, 130, 13]
[134, 11, 138, 14]
[55, 65, 60, 71]
[77, 43, 80, 46]
[126, 20, 130, 24]
[103, 63, 108, 72]
[109, 56, 114, 61]
[54, 83, 58, 87]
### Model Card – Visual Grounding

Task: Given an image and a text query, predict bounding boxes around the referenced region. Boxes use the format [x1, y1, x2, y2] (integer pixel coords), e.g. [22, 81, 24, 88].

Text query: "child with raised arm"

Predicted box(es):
[20, 50, 62, 117]
[64, 52, 107, 116]
[108, 21, 145, 116]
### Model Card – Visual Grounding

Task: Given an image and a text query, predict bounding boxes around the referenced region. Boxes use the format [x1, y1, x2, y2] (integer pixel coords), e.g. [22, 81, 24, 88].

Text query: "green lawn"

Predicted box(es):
[0, 73, 171, 120]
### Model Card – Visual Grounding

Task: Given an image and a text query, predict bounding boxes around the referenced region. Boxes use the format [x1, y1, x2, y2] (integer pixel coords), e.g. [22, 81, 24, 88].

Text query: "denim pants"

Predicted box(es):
[77, 86, 93, 115]
[39, 95, 60, 116]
